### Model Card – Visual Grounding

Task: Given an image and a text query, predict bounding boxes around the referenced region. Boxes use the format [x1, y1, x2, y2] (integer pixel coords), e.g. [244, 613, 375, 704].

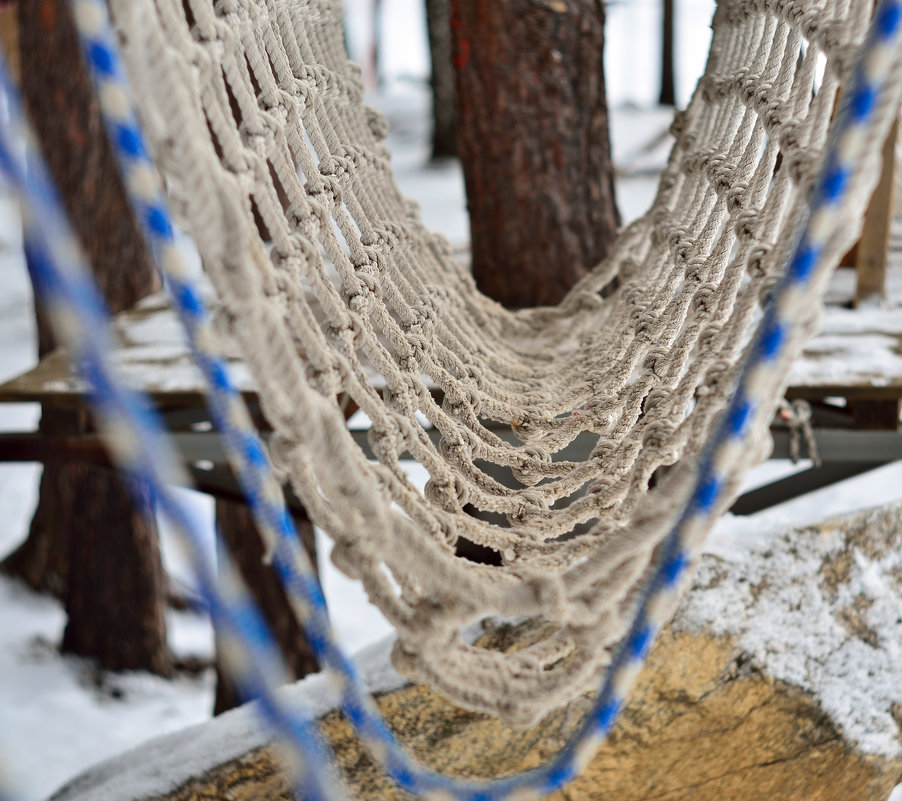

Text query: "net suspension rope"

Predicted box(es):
[100, 0, 896, 722]
[0, 0, 900, 798]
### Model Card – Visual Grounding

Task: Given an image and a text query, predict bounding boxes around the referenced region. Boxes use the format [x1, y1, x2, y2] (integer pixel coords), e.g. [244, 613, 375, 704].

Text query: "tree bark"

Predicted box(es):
[425, 0, 458, 159]
[1, 0, 171, 675]
[213, 502, 319, 715]
[659, 0, 676, 106]
[451, 0, 619, 308]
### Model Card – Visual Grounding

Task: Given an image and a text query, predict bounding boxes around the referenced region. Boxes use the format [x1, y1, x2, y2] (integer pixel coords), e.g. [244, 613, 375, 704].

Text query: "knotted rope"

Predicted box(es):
[0, 0, 900, 797]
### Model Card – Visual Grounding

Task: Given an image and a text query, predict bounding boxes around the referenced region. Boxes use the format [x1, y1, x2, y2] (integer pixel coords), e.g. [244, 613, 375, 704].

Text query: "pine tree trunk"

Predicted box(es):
[451, 0, 619, 308]
[426, 0, 458, 159]
[1, 0, 171, 675]
[659, 0, 676, 106]
[213, 502, 319, 714]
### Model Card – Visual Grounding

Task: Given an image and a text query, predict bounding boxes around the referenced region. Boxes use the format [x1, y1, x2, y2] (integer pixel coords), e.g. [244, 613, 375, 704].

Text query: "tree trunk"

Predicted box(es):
[451, 0, 619, 308]
[659, 0, 676, 106]
[213, 502, 319, 715]
[1, 0, 171, 675]
[426, 0, 458, 159]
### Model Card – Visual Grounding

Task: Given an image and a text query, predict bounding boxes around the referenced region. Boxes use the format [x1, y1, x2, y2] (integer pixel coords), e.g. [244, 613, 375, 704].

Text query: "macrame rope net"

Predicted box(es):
[106, 0, 895, 725]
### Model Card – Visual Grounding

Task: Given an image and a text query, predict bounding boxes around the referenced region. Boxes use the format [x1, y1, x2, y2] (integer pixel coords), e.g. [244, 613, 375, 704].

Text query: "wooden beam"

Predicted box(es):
[855, 119, 898, 306]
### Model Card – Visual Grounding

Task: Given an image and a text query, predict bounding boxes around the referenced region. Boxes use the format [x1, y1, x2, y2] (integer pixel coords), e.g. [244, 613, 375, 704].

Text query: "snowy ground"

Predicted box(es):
[2, 1, 902, 799]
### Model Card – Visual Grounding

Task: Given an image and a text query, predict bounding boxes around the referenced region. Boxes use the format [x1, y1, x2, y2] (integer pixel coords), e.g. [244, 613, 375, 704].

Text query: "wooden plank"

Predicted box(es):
[855, 120, 898, 306]
[0, 9, 18, 83]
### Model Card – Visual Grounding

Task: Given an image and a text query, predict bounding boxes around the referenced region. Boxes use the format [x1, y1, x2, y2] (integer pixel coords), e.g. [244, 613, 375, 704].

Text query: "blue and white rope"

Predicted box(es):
[0, 55, 343, 801]
[0, 0, 899, 797]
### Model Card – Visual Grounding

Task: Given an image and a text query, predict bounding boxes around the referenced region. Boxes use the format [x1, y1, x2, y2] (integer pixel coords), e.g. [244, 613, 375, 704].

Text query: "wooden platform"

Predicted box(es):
[4, 272, 902, 409]
[4, 239, 902, 514]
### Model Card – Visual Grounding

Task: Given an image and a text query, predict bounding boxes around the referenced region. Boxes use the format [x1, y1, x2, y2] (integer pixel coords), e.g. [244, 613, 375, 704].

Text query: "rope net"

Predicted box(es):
[107, 0, 890, 724]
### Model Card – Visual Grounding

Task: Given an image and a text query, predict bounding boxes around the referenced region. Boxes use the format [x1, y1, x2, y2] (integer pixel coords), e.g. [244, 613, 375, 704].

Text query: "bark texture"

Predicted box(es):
[451, 0, 619, 308]
[213, 502, 320, 714]
[659, 0, 676, 105]
[2, 0, 170, 674]
[425, 0, 458, 159]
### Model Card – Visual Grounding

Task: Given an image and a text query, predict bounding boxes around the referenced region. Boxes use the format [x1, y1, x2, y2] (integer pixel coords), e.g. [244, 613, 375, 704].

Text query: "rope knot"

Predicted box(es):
[762, 99, 785, 132]
[746, 243, 771, 278]
[684, 255, 707, 284]
[325, 314, 364, 351]
[622, 283, 648, 309]
[364, 105, 390, 141]
[667, 226, 694, 262]
[698, 324, 723, 353]
[779, 120, 802, 150]
[367, 422, 403, 463]
[586, 476, 619, 508]
[642, 346, 671, 378]
[424, 473, 469, 512]
[635, 309, 659, 343]
[691, 284, 718, 319]
[511, 446, 552, 486]
[507, 489, 549, 525]
[726, 183, 748, 215]
[307, 173, 343, 206]
[441, 383, 482, 419]
[669, 109, 688, 138]
[438, 429, 482, 464]
[758, 274, 781, 307]
[511, 411, 555, 441]
[383, 376, 419, 416]
[752, 80, 775, 111]
[304, 359, 344, 397]
[783, 147, 817, 186]
[642, 388, 671, 417]
[733, 208, 759, 241]
[698, 359, 732, 397]
[680, 149, 704, 176]
[357, 245, 387, 275]
[642, 419, 678, 457]
[591, 437, 618, 463]
[740, 72, 762, 106]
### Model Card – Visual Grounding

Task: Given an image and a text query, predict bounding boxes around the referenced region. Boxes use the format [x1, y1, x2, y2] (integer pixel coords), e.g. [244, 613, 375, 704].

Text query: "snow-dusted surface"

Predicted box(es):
[2, 1, 902, 799]
[686, 507, 902, 760]
[47, 636, 407, 801]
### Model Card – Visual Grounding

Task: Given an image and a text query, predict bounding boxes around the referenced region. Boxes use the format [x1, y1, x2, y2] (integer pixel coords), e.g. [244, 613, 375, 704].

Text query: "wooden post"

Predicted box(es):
[213, 503, 319, 714]
[1, 0, 172, 676]
[854, 119, 897, 306]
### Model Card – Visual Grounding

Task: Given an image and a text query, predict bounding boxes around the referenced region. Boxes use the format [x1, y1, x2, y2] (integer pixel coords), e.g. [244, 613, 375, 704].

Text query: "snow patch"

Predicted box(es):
[49, 636, 406, 801]
[680, 506, 902, 759]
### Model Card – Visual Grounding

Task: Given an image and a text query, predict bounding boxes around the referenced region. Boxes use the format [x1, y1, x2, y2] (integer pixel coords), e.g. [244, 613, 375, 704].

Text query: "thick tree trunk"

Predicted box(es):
[1, 0, 171, 674]
[451, 0, 619, 308]
[425, 0, 458, 159]
[213, 502, 319, 715]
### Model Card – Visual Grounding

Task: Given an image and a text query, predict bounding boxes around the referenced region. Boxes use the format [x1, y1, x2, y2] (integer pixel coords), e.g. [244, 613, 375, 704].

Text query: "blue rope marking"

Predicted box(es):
[0, 57, 343, 801]
[0, 0, 899, 796]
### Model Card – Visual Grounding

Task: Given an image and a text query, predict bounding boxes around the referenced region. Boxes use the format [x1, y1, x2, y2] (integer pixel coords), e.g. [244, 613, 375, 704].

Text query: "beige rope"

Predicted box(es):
[108, 0, 887, 723]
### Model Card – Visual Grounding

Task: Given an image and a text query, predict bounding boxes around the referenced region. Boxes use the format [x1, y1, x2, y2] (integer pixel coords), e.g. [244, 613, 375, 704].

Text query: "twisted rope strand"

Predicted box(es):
[1, 0, 900, 797]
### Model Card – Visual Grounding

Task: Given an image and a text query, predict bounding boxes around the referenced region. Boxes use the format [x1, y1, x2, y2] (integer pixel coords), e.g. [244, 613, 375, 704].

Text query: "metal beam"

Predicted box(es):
[730, 462, 886, 515]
